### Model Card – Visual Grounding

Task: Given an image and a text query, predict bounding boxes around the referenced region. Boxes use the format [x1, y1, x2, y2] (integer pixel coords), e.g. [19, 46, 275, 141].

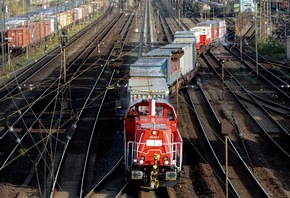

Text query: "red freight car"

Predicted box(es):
[7, 27, 33, 48]
[99, 0, 104, 9]
[29, 21, 50, 43]
[80, 5, 89, 18]
[39, 21, 46, 39]
[28, 22, 42, 42]
[43, 21, 51, 37]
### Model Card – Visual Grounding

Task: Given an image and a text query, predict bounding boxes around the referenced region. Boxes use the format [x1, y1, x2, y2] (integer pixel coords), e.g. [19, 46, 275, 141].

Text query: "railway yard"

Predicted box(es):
[0, 0, 290, 197]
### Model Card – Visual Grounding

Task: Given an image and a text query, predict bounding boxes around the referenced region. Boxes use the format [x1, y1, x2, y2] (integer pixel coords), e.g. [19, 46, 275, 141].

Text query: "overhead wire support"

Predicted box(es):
[1, 1, 5, 71]
[60, 29, 68, 83]
[25, 0, 29, 59]
[254, 1, 259, 82]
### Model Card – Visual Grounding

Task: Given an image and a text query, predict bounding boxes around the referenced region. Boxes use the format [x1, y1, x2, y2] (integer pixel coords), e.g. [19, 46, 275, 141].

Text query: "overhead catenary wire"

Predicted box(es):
[0, 5, 259, 196]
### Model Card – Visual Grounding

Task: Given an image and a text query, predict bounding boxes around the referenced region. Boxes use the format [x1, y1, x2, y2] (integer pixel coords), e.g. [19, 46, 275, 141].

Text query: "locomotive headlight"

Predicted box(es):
[140, 156, 145, 164]
[152, 131, 157, 135]
[164, 156, 169, 165]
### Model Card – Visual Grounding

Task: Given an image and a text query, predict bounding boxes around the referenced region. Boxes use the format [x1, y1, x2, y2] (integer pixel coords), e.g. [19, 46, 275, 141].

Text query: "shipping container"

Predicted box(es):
[28, 22, 41, 42]
[174, 31, 198, 44]
[74, 8, 83, 21]
[64, 11, 73, 26]
[80, 5, 89, 17]
[59, 12, 67, 29]
[128, 77, 169, 102]
[130, 58, 167, 77]
[173, 30, 201, 53]
[145, 48, 179, 86]
[216, 19, 226, 40]
[8, 27, 33, 48]
[161, 43, 196, 75]
[43, 21, 51, 37]
[44, 17, 56, 34]
[190, 26, 211, 46]
[130, 66, 165, 78]
[131, 58, 168, 68]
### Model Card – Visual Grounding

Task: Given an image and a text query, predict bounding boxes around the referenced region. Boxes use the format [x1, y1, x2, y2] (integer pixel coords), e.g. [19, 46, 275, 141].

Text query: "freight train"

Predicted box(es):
[3, 0, 104, 52]
[123, 19, 226, 189]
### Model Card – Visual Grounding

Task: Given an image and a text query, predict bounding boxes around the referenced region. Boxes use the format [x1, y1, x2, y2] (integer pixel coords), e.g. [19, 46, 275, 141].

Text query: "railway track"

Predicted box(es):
[0, 1, 118, 168]
[81, 1, 175, 197]
[49, 7, 136, 198]
[154, 5, 269, 196]
[1, 1, 289, 197]
[228, 46, 290, 98]
[185, 83, 269, 197]
[203, 47, 290, 158]
[231, 18, 290, 80]
[79, 1, 187, 196]
[0, 1, 133, 197]
[216, 44, 290, 109]
[159, 10, 175, 43]
[0, 5, 116, 131]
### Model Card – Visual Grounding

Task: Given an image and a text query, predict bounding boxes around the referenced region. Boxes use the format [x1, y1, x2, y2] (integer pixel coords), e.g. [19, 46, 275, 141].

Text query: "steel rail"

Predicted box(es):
[206, 48, 290, 158]
[186, 85, 239, 197]
[48, 11, 127, 198]
[84, 157, 124, 197]
[159, 10, 173, 44]
[80, 12, 135, 198]
[0, 5, 114, 100]
[0, 6, 117, 139]
[0, 2, 121, 174]
[224, 45, 290, 99]
[192, 54, 271, 196]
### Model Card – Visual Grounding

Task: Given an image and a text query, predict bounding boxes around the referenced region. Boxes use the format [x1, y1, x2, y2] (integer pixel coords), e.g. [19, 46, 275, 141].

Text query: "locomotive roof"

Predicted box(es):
[129, 98, 174, 109]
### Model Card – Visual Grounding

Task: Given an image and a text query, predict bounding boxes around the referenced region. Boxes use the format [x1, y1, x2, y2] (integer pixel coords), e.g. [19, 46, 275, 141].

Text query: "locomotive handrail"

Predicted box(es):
[126, 141, 182, 170]
[128, 141, 182, 154]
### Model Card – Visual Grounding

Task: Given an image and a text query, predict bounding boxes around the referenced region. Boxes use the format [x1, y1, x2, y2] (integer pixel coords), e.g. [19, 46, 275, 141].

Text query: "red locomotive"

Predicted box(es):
[124, 98, 183, 189]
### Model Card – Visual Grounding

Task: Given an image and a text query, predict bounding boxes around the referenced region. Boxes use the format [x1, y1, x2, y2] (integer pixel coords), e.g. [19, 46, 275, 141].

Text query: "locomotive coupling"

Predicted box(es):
[150, 165, 160, 189]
